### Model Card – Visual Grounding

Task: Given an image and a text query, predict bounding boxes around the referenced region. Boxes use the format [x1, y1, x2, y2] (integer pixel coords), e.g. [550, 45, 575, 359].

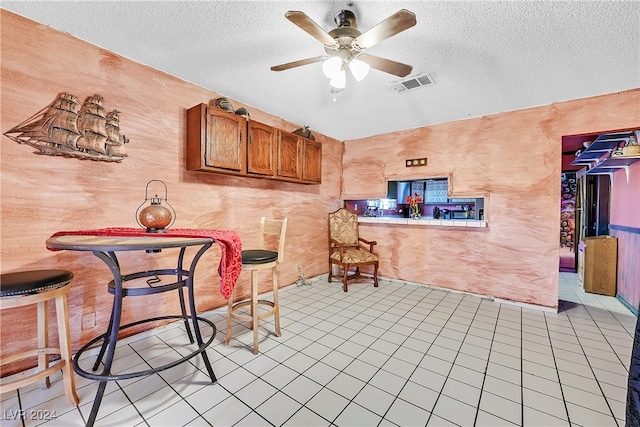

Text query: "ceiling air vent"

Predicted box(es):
[387, 73, 435, 94]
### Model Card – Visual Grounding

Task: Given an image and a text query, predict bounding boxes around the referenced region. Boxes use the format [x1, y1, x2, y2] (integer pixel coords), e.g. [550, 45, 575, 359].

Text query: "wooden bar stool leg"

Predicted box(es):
[272, 266, 281, 337]
[37, 300, 50, 390]
[251, 270, 259, 355]
[55, 294, 79, 405]
[227, 217, 286, 354]
[224, 287, 235, 345]
[0, 270, 78, 405]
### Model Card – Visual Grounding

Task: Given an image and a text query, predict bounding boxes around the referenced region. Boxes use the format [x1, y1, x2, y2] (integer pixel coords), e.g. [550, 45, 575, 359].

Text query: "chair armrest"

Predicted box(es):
[358, 237, 377, 253]
[331, 238, 346, 248]
[359, 238, 377, 246]
[330, 238, 345, 258]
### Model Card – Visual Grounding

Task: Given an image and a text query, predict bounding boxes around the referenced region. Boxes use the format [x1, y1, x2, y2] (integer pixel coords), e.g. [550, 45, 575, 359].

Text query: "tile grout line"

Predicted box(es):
[557, 299, 623, 425]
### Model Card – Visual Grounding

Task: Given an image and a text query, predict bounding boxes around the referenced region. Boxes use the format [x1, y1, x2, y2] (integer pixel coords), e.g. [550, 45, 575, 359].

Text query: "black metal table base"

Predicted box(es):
[72, 315, 217, 381]
[77, 241, 217, 427]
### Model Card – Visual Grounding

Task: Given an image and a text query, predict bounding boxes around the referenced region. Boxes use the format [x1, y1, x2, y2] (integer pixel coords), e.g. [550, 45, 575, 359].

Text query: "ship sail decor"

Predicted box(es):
[3, 92, 129, 162]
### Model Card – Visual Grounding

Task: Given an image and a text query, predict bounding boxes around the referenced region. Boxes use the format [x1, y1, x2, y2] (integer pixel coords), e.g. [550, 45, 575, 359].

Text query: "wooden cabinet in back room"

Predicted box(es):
[578, 235, 617, 296]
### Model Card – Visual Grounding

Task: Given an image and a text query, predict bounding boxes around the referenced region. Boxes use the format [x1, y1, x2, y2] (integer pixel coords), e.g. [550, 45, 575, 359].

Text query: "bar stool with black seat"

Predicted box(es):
[0, 269, 79, 405]
[225, 217, 287, 354]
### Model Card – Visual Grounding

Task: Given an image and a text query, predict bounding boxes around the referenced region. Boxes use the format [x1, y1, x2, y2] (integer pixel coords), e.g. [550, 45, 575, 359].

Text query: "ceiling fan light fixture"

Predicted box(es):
[349, 58, 370, 81]
[322, 56, 342, 78]
[329, 68, 346, 89]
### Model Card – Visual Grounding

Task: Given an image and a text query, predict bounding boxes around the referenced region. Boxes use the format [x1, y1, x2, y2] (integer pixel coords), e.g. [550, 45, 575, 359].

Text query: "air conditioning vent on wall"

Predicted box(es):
[387, 73, 435, 94]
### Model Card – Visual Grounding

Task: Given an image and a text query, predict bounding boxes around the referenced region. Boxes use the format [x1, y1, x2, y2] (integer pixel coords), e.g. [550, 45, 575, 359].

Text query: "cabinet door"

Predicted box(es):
[302, 139, 322, 183]
[277, 131, 301, 179]
[247, 121, 275, 176]
[186, 104, 246, 173]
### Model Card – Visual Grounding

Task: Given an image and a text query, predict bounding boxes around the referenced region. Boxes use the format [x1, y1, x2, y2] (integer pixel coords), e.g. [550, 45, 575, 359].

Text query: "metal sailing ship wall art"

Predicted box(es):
[3, 92, 129, 162]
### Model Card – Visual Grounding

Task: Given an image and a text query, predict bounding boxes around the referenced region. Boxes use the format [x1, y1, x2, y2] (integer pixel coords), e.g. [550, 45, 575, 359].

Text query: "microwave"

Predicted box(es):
[452, 210, 469, 219]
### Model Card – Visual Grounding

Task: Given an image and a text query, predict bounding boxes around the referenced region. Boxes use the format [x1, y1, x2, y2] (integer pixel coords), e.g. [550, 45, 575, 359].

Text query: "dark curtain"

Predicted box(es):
[627, 313, 640, 426]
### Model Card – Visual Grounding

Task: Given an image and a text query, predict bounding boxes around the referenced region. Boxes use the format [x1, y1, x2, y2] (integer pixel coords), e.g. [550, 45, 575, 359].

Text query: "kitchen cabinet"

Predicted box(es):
[302, 138, 322, 183]
[277, 130, 302, 180]
[186, 103, 321, 184]
[247, 120, 276, 176]
[186, 104, 246, 174]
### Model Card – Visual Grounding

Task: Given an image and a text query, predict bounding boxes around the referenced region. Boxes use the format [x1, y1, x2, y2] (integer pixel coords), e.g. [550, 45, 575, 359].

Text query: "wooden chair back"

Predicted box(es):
[258, 217, 288, 263]
[329, 208, 359, 247]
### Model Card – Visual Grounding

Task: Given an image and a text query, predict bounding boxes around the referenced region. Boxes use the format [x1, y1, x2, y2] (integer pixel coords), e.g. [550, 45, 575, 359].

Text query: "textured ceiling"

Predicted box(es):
[3, 1, 639, 141]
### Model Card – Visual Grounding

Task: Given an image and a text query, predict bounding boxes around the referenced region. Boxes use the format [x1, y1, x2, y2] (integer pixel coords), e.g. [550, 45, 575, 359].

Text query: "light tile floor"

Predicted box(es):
[1, 272, 636, 426]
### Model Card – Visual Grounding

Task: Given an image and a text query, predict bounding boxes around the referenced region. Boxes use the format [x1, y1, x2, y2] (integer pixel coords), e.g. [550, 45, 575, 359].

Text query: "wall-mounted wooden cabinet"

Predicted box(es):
[186, 104, 246, 174]
[302, 139, 322, 183]
[186, 104, 321, 184]
[277, 130, 302, 180]
[247, 120, 276, 176]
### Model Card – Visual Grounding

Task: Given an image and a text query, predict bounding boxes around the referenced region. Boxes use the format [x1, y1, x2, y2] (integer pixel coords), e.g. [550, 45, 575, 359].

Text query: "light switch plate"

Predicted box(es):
[405, 158, 428, 167]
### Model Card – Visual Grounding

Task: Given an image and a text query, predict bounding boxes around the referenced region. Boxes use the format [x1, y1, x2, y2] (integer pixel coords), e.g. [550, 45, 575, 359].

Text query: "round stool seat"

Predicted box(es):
[0, 270, 73, 297]
[0, 268, 79, 406]
[241, 250, 278, 265]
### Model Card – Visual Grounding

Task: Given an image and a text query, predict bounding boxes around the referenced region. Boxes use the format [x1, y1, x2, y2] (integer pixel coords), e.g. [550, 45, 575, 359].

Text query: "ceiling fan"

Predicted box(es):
[271, 9, 417, 88]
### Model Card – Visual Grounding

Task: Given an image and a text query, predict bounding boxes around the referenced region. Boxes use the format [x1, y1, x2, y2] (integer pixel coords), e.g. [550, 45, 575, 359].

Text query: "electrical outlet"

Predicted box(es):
[82, 313, 96, 330]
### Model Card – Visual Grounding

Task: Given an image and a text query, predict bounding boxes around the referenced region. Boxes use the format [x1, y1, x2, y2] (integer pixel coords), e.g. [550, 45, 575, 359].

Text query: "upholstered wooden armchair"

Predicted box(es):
[328, 208, 379, 292]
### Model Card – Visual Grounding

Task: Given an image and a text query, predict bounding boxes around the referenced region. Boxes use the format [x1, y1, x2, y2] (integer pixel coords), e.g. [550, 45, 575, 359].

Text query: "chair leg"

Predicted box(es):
[373, 263, 379, 287]
[224, 286, 235, 345]
[343, 264, 349, 292]
[328, 261, 333, 282]
[37, 300, 50, 389]
[55, 294, 79, 405]
[272, 266, 281, 337]
[251, 270, 259, 354]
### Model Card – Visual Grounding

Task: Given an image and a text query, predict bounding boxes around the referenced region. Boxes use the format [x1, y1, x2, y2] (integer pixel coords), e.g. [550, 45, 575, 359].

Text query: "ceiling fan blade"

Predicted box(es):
[359, 54, 413, 77]
[285, 11, 337, 47]
[271, 56, 326, 72]
[354, 9, 417, 49]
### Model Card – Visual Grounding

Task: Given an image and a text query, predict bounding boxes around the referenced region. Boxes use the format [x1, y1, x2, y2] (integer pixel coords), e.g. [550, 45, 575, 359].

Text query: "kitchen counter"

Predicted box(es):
[358, 216, 487, 228]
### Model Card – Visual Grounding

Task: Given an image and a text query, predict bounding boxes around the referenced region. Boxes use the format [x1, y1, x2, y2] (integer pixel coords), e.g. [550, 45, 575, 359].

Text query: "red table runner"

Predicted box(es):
[49, 227, 242, 299]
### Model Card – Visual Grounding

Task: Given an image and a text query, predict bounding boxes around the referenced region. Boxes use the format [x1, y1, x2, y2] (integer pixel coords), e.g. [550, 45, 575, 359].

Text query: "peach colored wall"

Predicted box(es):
[342, 90, 640, 309]
[0, 11, 343, 373]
